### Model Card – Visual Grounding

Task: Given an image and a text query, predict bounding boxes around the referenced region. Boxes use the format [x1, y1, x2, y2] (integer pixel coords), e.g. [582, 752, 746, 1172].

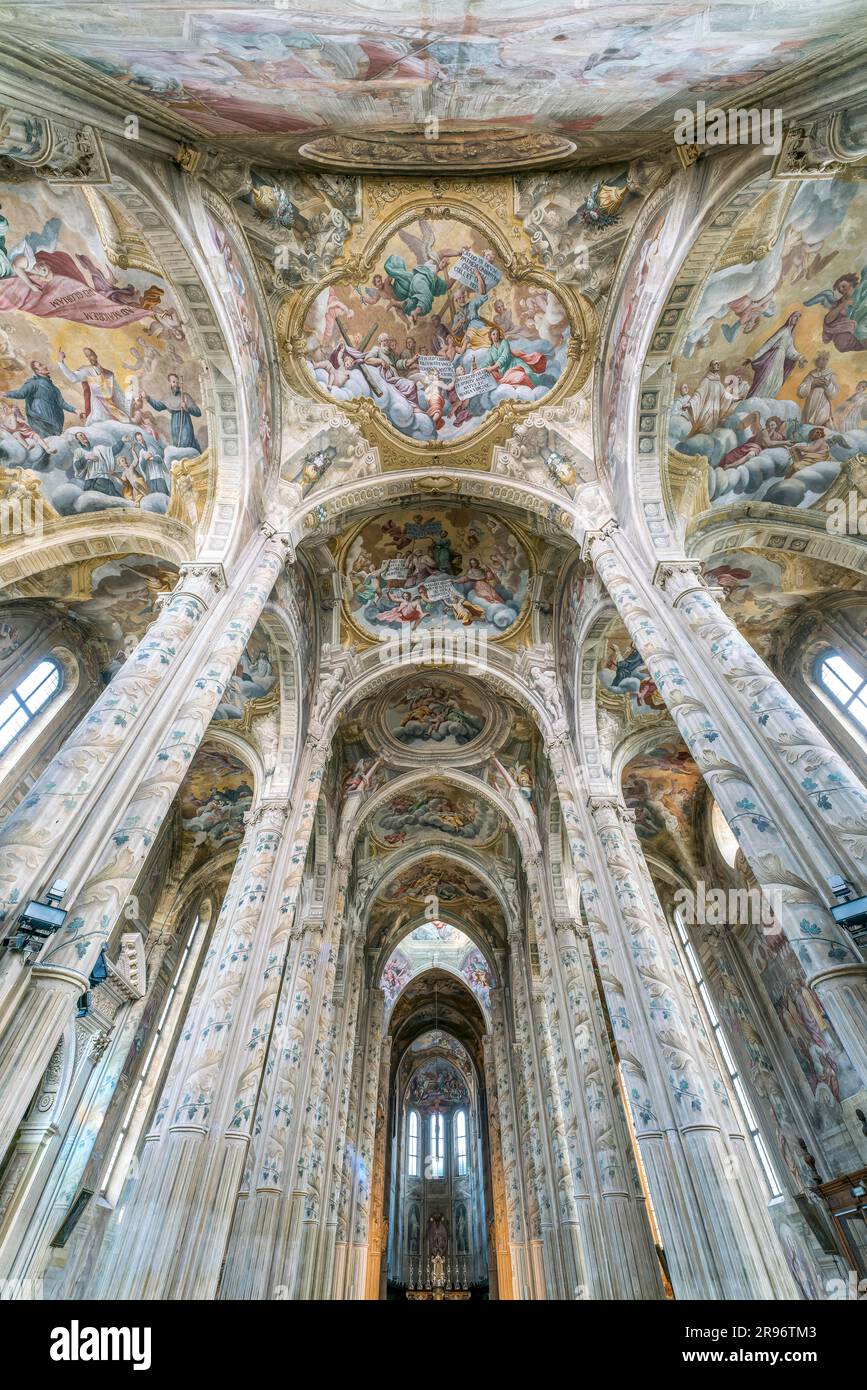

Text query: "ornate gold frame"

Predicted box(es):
[277, 195, 597, 469]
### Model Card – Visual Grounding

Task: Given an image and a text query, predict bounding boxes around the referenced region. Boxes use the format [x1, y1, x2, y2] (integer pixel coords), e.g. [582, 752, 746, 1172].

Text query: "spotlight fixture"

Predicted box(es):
[3, 879, 70, 954]
[827, 875, 867, 946]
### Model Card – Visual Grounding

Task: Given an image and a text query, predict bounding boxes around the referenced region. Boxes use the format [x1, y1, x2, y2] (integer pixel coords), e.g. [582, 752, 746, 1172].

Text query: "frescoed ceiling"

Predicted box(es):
[0, 3, 861, 167]
[0, 553, 178, 679]
[667, 177, 867, 517]
[621, 738, 703, 879]
[0, 180, 208, 522]
[178, 744, 254, 873]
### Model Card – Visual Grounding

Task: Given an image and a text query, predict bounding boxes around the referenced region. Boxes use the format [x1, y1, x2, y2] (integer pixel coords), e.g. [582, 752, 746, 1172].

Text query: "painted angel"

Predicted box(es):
[384, 219, 461, 321]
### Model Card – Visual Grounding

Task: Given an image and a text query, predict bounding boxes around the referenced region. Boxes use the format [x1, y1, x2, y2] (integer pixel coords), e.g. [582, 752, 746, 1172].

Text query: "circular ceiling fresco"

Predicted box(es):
[377, 673, 489, 757]
[366, 779, 504, 852]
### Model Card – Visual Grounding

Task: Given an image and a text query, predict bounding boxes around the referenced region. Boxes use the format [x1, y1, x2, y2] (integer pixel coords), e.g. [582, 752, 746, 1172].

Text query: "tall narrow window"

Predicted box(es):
[429, 1111, 444, 1179]
[407, 1109, 420, 1177]
[817, 653, 867, 737]
[0, 657, 61, 755]
[103, 910, 203, 1190]
[455, 1108, 468, 1176]
[672, 906, 781, 1197]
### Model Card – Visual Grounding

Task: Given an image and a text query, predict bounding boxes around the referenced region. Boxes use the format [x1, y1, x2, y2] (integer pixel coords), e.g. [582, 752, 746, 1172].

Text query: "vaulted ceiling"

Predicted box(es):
[2, 2, 863, 169]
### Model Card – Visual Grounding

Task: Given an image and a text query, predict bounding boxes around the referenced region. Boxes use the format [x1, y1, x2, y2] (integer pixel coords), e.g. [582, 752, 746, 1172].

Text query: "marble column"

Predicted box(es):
[0, 533, 288, 1164]
[507, 925, 561, 1298]
[345, 988, 385, 1300]
[587, 525, 867, 1094]
[664, 558, 867, 872]
[482, 1034, 512, 1298]
[363, 1032, 392, 1300]
[220, 903, 336, 1301]
[0, 563, 224, 936]
[539, 906, 664, 1299]
[90, 794, 292, 1299]
[574, 784, 798, 1299]
[489, 984, 530, 1298]
[314, 944, 363, 1298]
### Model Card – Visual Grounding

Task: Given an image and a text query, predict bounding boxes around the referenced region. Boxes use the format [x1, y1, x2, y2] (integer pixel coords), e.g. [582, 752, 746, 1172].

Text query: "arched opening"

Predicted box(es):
[379, 966, 493, 1300]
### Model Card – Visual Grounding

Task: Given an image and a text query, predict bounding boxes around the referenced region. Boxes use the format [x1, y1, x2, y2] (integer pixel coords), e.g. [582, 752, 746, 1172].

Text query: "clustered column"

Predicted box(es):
[0, 532, 289, 1163]
[587, 524, 867, 1093]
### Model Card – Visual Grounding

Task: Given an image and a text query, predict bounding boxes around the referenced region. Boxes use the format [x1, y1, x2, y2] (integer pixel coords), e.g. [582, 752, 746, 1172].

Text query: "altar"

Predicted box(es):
[406, 1254, 471, 1301]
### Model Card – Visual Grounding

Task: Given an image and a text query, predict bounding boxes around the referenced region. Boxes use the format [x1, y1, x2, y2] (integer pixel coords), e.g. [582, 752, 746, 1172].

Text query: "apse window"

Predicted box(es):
[817, 653, 867, 734]
[407, 1110, 420, 1177]
[430, 1112, 445, 1179]
[455, 1109, 468, 1176]
[0, 657, 61, 755]
[710, 800, 739, 868]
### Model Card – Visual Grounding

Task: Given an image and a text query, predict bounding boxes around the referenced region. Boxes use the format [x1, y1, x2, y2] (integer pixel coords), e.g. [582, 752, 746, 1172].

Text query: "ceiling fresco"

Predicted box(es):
[212, 619, 278, 724]
[204, 210, 272, 464]
[381, 858, 495, 908]
[671, 179, 867, 512]
[0, 553, 179, 680]
[407, 1057, 469, 1107]
[0, 182, 206, 518]
[340, 506, 531, 644]
[383, 676, 487, 753]
[701, 548, 867, 660]
[178, 745, 254, 872]
[2, 4, 859, 166]
[365, 780, 504, 853]
[303, 214, 571, 444]
[621, 739, 702, 878]
[598, 618, 665, 719]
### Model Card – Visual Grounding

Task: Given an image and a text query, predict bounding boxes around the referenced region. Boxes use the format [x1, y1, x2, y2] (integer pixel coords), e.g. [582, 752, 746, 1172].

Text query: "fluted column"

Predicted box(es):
[0, 533, 289, 1163]
[579, 789, 797, 1299]
[587, 524, 867, 1095]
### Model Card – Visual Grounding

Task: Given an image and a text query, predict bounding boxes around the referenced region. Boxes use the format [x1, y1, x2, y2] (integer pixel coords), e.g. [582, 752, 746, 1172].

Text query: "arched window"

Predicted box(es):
[454, 1108, 468, 1176]
[0, 657, 62, 756]
[407, 1109, 420, 1177]
[430, 1111, 445, 1179]
[817, 653, 867, 736]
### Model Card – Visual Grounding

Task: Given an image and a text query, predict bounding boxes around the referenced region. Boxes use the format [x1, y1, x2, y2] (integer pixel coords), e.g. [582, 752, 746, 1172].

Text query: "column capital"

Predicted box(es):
[174, 561, 227, 609]
[260, 520, 295, 564]
[772, 107, 867, 180]
[553, 916, 588, 941]
[244, 800, 289, 832]
[651, 558, 725, 608]
[579, 518, 619, 564]
[0, 106, 110, 182]
[586, 792, 622, 820]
